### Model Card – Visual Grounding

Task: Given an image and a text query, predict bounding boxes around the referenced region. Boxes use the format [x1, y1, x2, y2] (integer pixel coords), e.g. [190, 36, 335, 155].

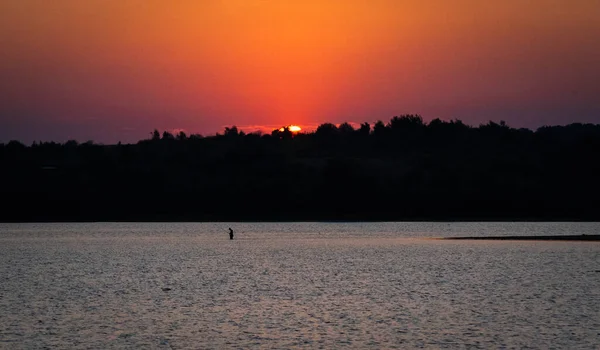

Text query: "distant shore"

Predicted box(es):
[444, 234, 600, 241]
[3, 119, 600, 225]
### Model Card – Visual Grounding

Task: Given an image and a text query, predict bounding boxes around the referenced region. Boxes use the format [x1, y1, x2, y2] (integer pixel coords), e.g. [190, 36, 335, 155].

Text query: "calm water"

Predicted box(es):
[1, 222, 599, 349]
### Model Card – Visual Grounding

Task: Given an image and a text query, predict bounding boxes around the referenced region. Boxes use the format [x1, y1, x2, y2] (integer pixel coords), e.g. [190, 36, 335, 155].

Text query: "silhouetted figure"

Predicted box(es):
[228, 227, 234, 240]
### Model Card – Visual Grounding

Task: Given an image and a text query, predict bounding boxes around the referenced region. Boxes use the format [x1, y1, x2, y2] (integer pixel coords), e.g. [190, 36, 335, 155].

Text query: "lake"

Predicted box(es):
[1, 222, 599, 349]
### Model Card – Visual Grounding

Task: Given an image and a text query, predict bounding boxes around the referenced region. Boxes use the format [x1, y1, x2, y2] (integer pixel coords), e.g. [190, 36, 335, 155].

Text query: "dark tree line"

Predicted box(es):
[2, 115, 600, 222]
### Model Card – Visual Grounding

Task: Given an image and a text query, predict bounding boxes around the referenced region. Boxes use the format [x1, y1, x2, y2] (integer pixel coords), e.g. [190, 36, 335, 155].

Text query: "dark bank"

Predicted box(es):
[444, 234, 600, 241]
[2, 116, 600, 222]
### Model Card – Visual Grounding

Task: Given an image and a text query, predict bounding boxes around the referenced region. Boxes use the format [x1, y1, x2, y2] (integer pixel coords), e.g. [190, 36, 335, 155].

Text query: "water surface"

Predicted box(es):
[1, 222, 599, 349]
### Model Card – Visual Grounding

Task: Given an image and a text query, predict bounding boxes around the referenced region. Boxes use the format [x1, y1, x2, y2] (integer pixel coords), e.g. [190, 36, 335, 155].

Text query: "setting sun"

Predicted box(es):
[279, 125, 302, 133]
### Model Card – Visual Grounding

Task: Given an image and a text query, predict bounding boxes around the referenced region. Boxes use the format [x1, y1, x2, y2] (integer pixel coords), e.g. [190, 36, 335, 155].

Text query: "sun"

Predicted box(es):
[279, 125, 302, 133]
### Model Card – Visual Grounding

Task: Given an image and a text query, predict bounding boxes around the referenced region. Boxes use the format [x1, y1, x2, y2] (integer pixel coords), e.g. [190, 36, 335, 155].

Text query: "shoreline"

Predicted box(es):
[444, 234, 600, 241]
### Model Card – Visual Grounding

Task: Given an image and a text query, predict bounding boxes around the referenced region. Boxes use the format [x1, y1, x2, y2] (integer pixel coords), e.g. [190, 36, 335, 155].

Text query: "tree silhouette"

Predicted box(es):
[388, 114, 424, 130]
[359, 122, 371, 136]
[338, 122, 355, 134]
[224, 126, 239, 137]
[1, 116, 599, 221]
[316, 123, 338, 137]
[373, 120, 386, 136]
[271, 126, 292, 139]
[177, 131, 187, 141]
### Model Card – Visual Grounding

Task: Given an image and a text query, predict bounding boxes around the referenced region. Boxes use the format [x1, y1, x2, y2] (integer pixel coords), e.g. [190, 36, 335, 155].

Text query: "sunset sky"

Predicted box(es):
[1, 0, 599, 144]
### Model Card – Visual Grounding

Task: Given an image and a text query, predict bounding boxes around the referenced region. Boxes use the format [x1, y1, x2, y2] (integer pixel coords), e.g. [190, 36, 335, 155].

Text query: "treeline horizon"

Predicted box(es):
[3, 117, 600, 146]
[2, 115, 600, 222]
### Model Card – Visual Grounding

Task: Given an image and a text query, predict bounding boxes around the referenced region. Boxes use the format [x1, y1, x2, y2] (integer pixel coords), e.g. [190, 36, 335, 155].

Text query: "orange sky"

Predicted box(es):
[1, 0, 599, 143]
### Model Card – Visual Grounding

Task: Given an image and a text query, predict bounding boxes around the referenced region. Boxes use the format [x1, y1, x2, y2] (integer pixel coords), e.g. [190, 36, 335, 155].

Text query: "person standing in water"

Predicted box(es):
[228, 228, 234, 240]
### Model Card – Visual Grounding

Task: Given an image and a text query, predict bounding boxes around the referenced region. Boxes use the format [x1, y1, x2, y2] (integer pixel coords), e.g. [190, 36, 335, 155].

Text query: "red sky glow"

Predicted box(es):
[1, 0, 599, 144]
